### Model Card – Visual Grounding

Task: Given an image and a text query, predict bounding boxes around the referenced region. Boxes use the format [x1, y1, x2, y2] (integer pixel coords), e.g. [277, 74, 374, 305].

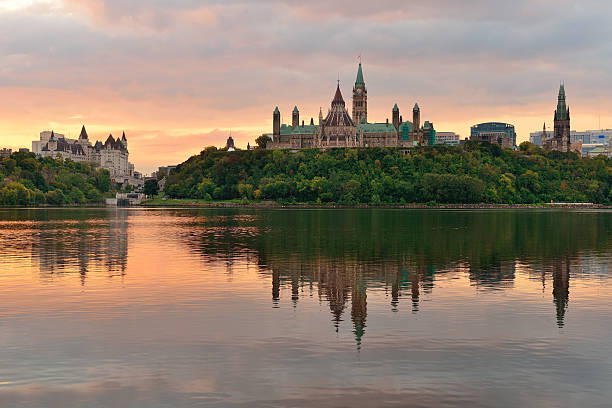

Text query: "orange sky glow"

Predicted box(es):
[1, 1, 612, 173]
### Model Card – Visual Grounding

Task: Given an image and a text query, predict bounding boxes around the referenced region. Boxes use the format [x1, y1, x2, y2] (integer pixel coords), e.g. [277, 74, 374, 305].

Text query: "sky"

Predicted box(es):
[1, 0, 612, 173]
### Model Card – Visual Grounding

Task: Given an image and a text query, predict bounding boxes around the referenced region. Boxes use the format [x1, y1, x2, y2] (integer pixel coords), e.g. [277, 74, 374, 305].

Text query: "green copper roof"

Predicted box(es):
[293, 106, 299, 113]
[279, 123, 318, 136]
[393, 104, 399, 112]
[357, 122, 397, 134]
[274, 106, 280, 114]
[414, 103, 419, 111]
[355, 63, 365, 87]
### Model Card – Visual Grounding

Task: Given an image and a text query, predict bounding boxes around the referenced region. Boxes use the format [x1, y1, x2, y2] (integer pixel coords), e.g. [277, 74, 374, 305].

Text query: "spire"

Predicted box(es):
[355, 62, 365, 87]
[332, 84, 345, 106]
[414, 103, 420, 111]
[273, 106, 280, 114]
[555, 83, 569, 121]
[393, 104, 399, 112]
[79, 125, 88, 140]
[293, 106, 299, 113]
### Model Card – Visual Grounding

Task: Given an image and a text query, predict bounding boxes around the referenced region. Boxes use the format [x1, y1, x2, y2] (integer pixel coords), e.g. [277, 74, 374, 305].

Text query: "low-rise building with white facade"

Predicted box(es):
[434, 132, 461, 146]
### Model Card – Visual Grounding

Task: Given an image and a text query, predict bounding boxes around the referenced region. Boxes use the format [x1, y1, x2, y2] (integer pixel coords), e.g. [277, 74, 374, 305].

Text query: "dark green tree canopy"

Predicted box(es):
[165, 143, 612, 205]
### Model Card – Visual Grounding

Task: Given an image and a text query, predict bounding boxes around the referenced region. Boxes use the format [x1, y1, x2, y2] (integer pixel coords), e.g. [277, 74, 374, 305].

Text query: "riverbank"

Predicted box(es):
[140, 198, 609, 209]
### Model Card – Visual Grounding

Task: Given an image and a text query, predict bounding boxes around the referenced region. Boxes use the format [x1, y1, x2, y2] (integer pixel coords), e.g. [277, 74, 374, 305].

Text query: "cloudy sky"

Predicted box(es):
[1, 0, 612, 172]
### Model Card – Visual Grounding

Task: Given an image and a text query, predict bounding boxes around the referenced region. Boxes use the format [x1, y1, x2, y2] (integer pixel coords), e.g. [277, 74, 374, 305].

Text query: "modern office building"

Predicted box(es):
[470, 122, 516, 148]
[434, 132, 461, 146]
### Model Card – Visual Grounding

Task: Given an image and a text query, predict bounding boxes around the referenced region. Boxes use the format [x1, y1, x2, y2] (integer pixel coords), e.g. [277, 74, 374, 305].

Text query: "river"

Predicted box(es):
[0, 208, 611, 407]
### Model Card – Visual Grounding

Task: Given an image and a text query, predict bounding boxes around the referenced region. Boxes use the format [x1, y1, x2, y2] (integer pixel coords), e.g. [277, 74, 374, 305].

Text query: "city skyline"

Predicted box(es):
[2, 1, 612, 172]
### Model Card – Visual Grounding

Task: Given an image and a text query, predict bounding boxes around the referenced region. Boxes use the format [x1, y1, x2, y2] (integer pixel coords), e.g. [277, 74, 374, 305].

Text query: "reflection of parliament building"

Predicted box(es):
[266, 62, 436, 149]
[269, 259, 436, 348]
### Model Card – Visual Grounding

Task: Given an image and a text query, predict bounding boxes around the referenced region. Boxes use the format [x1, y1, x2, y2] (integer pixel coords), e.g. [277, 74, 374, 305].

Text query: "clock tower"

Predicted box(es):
[352, 62, 367, 124]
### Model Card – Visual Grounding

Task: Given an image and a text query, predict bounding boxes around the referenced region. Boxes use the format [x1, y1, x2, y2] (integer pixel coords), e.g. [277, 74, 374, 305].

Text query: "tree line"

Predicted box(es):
[164, 142, 612, 205]
[0, 152, 112, 206]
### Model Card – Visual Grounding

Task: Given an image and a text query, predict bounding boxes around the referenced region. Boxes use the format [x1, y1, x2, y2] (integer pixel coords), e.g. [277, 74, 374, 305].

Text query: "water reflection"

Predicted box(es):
[1, 208, 612, 408]
[0, 209, 129, 284]
[2, 208, 610, 335]
[177, 209, 612, 338]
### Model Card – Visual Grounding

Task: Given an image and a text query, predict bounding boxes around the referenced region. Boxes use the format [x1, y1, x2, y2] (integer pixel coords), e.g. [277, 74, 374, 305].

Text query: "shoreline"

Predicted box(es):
[139, 201, 611, 210]
[1, 202, 610, 210]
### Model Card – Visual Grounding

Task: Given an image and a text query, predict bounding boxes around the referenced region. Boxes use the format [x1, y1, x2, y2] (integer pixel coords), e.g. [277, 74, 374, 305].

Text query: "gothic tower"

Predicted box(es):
[352, 62, 367, 124]
[413, 103, 421, 132]
[273, 107, 281, 137]
[392, 104, 400, 130]
[292, 106, 299, 129]
[554, 84, 571, 151]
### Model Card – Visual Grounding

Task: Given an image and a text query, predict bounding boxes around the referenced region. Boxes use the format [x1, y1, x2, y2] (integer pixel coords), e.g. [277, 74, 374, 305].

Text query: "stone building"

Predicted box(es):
[32, 126, 140, 186]
[542, 84, 582, 154]
[266, 62, 434, 150]
[546, 84, 571, 151]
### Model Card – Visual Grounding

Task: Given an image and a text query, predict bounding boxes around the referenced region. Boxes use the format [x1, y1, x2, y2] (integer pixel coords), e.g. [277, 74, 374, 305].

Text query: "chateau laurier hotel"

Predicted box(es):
[31, 127, 142, 186]
[266, 62, 435, 149]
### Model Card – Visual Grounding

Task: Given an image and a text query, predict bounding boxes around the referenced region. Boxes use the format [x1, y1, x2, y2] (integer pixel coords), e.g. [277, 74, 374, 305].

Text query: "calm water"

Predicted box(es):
[0, 208, 611, 407]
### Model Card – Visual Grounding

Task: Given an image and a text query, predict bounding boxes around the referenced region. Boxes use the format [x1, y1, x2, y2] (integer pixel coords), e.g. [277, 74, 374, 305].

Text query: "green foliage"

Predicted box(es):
[0, 152, 113, 206]
[255, 135, 272, 149]
[164, 144, 612, 205]
[144, 179, 159, 196]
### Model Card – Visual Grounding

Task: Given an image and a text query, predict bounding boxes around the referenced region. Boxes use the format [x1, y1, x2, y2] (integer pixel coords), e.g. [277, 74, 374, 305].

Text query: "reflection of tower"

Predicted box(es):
[391, 269, 401, 311]
[291, 267, 300, 306]
[351, 278, 367, 351]
[410, 268, 420, 313]
[552, 259, 570, 328]
[319, 264, 350, 331]
[272, 268, 280, 306]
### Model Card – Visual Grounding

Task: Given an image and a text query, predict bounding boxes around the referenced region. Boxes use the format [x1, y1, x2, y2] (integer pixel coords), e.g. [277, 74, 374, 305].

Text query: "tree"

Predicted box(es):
[46, 190, 65, 206]
[144, 179, 159, 196]
[256, 135, 272, 149]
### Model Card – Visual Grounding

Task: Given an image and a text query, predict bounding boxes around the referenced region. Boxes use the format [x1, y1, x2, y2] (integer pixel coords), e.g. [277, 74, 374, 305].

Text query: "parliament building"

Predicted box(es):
[266, 63, 435, 149]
